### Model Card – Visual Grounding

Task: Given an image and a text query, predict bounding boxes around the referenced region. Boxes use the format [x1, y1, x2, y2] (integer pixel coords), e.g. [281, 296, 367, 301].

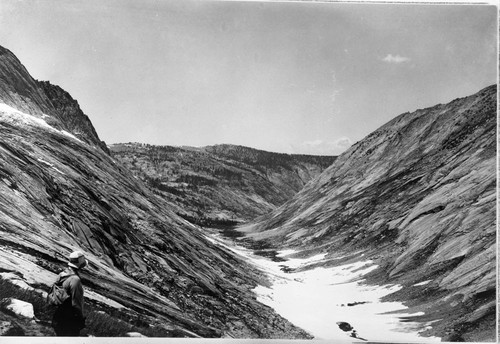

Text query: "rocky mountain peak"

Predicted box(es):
[0, 46, 53, 117]
[0, 45, 108, 153]
[36, 80, 109, 153]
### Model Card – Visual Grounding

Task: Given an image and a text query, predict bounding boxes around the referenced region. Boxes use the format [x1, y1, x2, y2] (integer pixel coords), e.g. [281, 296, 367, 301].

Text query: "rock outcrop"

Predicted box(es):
[110, 143, 335, 224]
[0, 44, 311, 338]
[37, 81, 109, 153]
[0, 46, 53, 117]
[240, 85, 497, 341]
[0, 46, 108, 153]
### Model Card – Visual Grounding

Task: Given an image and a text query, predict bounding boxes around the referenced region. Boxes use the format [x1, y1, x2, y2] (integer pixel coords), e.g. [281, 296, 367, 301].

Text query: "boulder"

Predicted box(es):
[125, 332, 147, 337]
[3, 298, 35, 319]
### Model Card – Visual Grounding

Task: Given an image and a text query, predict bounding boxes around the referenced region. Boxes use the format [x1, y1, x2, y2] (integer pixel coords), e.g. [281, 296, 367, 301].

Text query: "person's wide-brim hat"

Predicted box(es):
[68, 251, 88, 269]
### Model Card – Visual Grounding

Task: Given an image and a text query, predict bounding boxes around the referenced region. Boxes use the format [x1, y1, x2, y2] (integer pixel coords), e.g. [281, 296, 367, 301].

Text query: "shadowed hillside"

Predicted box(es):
[110, 143, 335, 225]
[239, 84, 497, 342]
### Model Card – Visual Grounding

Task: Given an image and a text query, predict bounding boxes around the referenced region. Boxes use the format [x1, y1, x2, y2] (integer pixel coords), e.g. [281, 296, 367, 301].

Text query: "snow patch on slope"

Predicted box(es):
[0, 103, 81, 142]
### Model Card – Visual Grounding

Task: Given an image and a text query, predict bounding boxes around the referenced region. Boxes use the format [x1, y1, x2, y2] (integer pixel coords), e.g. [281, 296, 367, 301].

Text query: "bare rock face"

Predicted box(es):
[110, 143, 335, 224]
[0, 46, 53, 117]
[0, 44, 312, 339]
[242, 85, 497, 341]
[0, 46, 108, 153]
[37, 81, 109, 153]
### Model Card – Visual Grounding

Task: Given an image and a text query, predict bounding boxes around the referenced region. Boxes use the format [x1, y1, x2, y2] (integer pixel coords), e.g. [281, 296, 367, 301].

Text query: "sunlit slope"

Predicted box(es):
[241, 84, 497, 341]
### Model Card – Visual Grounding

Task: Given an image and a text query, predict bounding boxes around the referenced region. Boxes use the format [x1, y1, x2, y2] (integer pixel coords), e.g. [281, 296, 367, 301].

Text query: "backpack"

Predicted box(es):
[47, 274, 73, 306]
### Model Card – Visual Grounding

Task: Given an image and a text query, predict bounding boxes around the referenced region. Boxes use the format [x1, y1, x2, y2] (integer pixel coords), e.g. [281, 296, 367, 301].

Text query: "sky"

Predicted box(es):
[0, 0, 497, 155]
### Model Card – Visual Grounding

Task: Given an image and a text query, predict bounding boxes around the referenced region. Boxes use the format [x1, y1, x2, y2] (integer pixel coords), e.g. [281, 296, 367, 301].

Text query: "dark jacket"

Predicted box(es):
[52, 267, 85, 336]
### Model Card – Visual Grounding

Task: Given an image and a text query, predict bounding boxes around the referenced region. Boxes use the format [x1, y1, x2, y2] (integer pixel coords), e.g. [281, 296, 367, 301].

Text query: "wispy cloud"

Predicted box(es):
[382, 54, 410, 64]
[293, 137, 352, 156]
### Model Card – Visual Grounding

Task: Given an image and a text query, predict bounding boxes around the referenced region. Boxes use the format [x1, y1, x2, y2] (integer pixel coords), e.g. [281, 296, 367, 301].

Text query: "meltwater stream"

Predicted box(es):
[205, 230, 441, 342]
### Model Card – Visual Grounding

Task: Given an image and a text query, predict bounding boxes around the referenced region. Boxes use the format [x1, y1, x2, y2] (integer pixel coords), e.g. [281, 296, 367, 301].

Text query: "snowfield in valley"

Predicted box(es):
[206, 232, 441, 342]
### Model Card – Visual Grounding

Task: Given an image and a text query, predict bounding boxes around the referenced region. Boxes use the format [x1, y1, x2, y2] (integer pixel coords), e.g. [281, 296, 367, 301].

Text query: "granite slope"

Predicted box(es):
[0, 45, 311, 338]
[239, 84, 497, 341]
[0, 46, 108, 152]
